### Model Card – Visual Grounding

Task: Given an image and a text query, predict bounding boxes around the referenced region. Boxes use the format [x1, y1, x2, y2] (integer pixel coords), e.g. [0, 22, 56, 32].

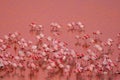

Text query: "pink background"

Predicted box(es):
[0, 0, 120, 80]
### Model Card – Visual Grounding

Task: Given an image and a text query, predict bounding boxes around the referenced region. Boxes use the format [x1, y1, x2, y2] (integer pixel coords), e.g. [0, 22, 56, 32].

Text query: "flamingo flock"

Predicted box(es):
[0, 22, 120, 80]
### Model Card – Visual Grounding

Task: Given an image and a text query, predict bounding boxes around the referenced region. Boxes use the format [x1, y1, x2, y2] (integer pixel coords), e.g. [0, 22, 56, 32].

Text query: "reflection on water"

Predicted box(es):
[0, 70, 120, 80]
